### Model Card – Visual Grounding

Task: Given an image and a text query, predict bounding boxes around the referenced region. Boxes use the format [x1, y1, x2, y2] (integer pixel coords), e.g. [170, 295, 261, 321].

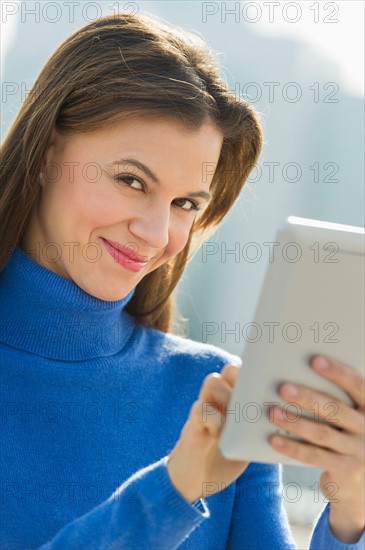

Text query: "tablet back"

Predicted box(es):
[218, 216, 365, 466]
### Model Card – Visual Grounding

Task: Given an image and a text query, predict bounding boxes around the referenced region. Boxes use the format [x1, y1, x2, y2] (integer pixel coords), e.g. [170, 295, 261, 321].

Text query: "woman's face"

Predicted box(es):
[21, 115, 223, 300]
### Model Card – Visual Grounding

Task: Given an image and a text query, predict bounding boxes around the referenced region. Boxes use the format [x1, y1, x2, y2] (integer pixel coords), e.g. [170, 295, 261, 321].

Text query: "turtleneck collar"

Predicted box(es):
[0, 245, 138, 361]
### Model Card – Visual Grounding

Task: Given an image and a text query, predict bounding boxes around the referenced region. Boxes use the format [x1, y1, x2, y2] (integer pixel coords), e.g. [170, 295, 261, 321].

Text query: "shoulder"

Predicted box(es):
[134, 324, 242, 376]
[166, 330, 242, 368]
[132, 326, 243, 416]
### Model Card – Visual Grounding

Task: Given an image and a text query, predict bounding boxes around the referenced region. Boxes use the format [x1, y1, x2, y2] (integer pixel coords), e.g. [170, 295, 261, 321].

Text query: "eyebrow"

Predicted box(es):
[106, 157, 212, 201]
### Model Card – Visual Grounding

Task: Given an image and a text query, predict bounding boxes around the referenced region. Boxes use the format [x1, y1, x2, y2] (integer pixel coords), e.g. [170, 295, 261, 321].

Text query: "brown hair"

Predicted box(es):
[0, 12, 263, 333]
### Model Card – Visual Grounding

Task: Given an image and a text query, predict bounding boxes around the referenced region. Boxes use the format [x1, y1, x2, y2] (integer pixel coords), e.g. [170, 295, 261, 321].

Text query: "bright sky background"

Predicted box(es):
[0, 4, 18, 80]
[253, 0, 364, 97]
[1, 1, 364, 96]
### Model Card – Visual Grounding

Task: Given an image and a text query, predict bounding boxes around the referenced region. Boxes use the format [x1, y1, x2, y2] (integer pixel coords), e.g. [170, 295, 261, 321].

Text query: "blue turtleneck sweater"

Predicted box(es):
[1, 246, 364, 549]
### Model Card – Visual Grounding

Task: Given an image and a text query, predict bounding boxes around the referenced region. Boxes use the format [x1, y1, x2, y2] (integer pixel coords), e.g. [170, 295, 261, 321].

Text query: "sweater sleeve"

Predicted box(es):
[225, 462, 364, 550]
[226, 462, 297, 549]
[38, 456, 209, 550]
[309, 503, 365, 549]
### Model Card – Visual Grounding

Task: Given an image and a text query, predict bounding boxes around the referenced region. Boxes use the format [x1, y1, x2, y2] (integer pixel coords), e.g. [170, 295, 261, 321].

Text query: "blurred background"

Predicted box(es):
[1, 1, 364, 547]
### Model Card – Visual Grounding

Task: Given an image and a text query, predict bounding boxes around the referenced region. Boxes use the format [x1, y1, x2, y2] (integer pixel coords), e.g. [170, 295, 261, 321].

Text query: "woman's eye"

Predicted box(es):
[174, 198, 200, 212]
[115, 174, 144, 190]
[115, 174, 200, 212]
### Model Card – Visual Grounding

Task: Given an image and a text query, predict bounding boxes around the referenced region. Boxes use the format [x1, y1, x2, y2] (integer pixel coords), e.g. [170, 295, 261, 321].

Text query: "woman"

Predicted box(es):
[0, 12, 363, 549]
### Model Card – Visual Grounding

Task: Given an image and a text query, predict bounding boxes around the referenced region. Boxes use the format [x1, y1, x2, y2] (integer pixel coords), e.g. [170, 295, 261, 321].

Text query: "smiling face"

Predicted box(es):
[20, 115, 223, 300]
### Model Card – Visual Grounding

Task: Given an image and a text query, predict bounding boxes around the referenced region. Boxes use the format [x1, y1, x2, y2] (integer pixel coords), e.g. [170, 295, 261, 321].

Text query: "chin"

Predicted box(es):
[75, 276, 133, 302]
[95, 286, 133, 302]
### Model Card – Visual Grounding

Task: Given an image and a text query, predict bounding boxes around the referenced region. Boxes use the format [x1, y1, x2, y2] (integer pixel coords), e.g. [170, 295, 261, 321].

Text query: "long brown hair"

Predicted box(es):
[0, 12, 263, 333]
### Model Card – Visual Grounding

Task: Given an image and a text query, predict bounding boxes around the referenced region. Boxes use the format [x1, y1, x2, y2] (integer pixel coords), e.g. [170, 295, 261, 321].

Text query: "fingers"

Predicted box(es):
[269, 433, 348, 470]
[219, 362, 241, 389]
[270, 406, 364, 458]
[277, 381, 364, 435]
[188, 399, 225, 438]
[187, 368, 236, 438]
[198, 372, 231, 412]
[270, 355, 365, 472]
[311, 355, 365, 410]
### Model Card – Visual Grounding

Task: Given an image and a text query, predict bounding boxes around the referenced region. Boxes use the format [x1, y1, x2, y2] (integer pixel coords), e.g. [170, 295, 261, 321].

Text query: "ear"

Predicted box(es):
[40, 127, 59, 184]
[49, 127, 58, 146]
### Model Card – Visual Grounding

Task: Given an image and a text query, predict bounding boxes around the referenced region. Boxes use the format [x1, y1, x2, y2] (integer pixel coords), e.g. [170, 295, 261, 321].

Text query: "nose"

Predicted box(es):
[128, 202, 170, 251]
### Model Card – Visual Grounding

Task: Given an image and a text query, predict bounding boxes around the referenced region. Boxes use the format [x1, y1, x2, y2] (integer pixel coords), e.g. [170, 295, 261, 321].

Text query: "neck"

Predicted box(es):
[0, 246, 137, 360]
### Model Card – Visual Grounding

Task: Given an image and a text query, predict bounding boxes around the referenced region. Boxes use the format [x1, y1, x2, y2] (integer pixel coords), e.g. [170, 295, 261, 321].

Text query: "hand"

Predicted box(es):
[269, 354, 365, 544]
[166, 363, 249, 503]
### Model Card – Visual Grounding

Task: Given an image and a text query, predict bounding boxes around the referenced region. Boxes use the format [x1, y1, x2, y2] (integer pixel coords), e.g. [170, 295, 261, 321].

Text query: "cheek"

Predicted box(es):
[71, 175, 119, 226]
[76, 191, 117, 227]
[42, 173, 128, 232]
[164, 218, 193, 259]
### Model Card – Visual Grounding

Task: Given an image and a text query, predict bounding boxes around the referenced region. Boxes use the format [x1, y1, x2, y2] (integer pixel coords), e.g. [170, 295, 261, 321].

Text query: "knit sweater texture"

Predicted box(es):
[1, 246, 364, 549]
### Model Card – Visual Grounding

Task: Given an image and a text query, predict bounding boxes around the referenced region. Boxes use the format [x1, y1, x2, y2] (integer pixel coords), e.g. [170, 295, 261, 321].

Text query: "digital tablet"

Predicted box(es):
[218, 216, 365, 467]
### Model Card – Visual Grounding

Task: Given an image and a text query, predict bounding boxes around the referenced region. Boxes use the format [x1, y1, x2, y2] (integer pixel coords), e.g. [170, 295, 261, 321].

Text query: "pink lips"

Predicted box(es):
[101, 238, 149, 273]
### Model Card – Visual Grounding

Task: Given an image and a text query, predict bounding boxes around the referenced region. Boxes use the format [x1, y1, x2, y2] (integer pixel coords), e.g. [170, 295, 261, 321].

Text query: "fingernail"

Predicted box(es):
[314, 356, 330, 369]
[282, 383, 298, 397]
[271, 436, 285, 447]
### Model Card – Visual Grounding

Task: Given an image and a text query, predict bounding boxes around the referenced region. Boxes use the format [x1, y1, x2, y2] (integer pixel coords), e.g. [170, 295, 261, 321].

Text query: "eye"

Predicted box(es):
[173, 198, 200, 212]
[114, 174, 202, 213]
[115, 174, 144, 190]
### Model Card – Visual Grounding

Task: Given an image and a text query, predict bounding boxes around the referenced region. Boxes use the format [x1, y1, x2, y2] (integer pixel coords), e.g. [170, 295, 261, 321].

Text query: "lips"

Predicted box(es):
[101, 238, 149, 263]
[100, 238, 150, 273]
